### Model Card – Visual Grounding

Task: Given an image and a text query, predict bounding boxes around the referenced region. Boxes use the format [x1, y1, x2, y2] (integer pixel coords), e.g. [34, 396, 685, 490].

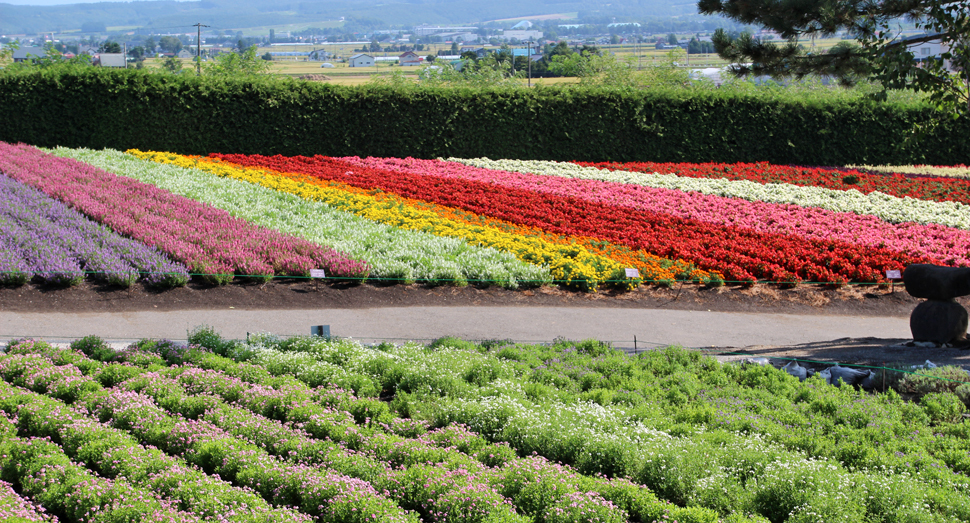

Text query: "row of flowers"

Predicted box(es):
[12, 330, 969, 523]
[0, 348, 415, 523]
[153, 364, 658, 523]
[126, 150, 707, 290]
[95, 338, 707, 523]
[52, 147, 551, 289]
[0, 451, 58, 523]
[0, 395, 204, 523]
[450, 157, 970, 234]
[208, 152, 922, 284]
[0, 143, 369, 285]
[0, 381, 309, 523]
[31, 146, 968, 287]
[180, 332, 969, 523]
[237, 334, 970, 523]
[61, 336, 671, 523]
[574, 159, 970, 206]
[847, 163, 970, 179]
[0, 174, 188, 288]
[120, 370, 558, 523]
[356, 156, 970, 267]
[5, 339, 706, 523]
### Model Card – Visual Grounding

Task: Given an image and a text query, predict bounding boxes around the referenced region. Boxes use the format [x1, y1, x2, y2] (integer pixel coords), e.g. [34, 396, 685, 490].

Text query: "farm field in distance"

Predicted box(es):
[138, 37, 846, 83]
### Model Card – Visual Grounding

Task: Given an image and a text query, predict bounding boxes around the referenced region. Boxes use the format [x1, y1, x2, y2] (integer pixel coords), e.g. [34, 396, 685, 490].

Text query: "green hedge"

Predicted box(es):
[1, 67, 968, 165]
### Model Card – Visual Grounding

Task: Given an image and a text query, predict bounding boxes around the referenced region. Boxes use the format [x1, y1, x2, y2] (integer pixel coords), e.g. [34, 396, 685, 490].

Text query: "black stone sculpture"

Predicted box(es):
[903, 264, 970, 344]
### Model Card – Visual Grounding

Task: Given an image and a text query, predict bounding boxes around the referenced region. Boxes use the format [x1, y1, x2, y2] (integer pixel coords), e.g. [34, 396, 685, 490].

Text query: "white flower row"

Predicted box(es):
[448, 157, 970, 231]
[49, 148, 549, 287]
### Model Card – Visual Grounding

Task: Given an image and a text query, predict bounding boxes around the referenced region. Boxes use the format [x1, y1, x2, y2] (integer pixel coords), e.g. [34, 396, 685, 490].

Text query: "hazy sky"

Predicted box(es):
[2, 0, 189, 5]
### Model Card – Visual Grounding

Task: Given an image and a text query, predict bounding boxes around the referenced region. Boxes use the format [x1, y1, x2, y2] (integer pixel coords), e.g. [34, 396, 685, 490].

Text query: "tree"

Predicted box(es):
[204, 45, 271, 77]
[688, 37, 715, 54]
[158, 36, 182, 54]
[451, 41, 460, 55]
[549, 41, 571, 58]
[144, 37, 156, 54]
[0, 41, 18, 66]
[699, 0, 970, 115]
[666, 33, 679, 46]
[99, 41, 121, 54]
[161, 56, 183, 73]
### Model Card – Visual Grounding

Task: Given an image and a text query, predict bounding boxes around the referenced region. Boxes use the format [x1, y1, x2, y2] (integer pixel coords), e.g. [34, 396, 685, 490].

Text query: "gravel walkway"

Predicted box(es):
[1, 306, 910, 350]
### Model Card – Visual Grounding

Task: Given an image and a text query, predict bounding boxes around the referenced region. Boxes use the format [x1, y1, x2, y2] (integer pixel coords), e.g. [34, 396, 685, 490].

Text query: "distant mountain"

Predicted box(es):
[0, 0, 701, 34]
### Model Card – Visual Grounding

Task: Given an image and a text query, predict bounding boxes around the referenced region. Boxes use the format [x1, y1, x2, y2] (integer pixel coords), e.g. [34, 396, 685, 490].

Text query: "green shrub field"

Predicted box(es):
[2, 331, 970, 522]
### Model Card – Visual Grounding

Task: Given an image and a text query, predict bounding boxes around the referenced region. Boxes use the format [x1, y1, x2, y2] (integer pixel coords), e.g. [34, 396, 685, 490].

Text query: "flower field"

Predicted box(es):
[0, 143, 369, 285]
[0, 141, 966, 290]
[0, 174, 188, 288]
[3, 331, 970, 523]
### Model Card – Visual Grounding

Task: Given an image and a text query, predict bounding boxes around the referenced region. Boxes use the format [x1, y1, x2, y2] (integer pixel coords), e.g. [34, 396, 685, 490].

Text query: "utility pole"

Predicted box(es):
[527, 40, 532, 87]
[193, 23, 209, 75]
[509, 47, 514, 78]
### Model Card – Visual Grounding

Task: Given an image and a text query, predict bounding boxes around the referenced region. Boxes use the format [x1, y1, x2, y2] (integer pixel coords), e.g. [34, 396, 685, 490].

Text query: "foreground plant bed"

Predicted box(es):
[3, 331, 970, 523]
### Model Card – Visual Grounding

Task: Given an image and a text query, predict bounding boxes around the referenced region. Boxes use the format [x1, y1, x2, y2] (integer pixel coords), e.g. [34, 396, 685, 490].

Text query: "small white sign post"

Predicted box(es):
[886, 269, 902, 293]
[310, 269, 326, 291]
[625, 268, 641, 279]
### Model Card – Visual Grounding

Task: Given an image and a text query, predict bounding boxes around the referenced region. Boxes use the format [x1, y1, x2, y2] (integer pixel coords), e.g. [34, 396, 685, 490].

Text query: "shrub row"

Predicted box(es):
[0, 68, 968, 165]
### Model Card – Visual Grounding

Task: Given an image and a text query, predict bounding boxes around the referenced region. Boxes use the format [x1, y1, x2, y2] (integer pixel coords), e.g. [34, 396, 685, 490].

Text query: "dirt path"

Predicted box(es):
[3, 280, 968, 370]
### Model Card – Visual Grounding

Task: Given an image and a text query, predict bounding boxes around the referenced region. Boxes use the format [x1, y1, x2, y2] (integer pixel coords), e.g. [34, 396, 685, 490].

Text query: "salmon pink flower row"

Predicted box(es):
[0, 143, 370, 283]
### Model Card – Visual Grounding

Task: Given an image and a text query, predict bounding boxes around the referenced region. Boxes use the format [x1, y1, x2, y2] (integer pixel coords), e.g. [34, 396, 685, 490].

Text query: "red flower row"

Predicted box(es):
[212, 153, 928, 284]
[575, 160, 970, 207]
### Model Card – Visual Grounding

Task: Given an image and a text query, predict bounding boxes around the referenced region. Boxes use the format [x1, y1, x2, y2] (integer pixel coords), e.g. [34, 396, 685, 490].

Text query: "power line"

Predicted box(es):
[193, 23, 209, 75]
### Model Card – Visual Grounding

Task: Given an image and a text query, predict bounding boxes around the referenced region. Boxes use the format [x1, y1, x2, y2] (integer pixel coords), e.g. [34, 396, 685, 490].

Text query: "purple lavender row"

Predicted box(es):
[0, 211, 82, 286]
[0, 174, 189, 288]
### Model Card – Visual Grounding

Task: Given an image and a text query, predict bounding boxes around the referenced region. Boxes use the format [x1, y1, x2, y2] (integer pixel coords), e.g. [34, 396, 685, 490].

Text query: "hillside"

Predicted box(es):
[0, 0, 700, 34]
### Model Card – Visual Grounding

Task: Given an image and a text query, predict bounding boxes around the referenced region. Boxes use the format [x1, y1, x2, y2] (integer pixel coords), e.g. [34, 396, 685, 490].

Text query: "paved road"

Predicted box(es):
[0, 306, 911, 349]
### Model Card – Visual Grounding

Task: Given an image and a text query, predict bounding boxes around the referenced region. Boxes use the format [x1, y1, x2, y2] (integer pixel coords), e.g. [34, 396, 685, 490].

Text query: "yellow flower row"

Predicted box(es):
[128, 149, 636, 291]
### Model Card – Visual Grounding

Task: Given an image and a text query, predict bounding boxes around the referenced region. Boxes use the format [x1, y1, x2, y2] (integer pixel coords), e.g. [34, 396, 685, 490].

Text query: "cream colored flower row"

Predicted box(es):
[848, 164, 970, 179]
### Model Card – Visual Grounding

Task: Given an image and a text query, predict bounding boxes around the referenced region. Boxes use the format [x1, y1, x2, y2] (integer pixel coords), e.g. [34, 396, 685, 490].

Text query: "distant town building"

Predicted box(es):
[97, 53, 126, 67]
[349, 53, 375, 67]
[12, 46, 46, 62]
[399, 51, 422, 66]
[905, 34, 957, 72]
[413, 25, 477, 37]
[501, 30, 543, 41]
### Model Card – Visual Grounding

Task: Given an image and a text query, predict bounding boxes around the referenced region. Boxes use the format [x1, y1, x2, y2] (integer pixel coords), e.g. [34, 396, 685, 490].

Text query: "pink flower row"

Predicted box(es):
[342, 156, 970, 267]
[0, 143, 370, 282]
